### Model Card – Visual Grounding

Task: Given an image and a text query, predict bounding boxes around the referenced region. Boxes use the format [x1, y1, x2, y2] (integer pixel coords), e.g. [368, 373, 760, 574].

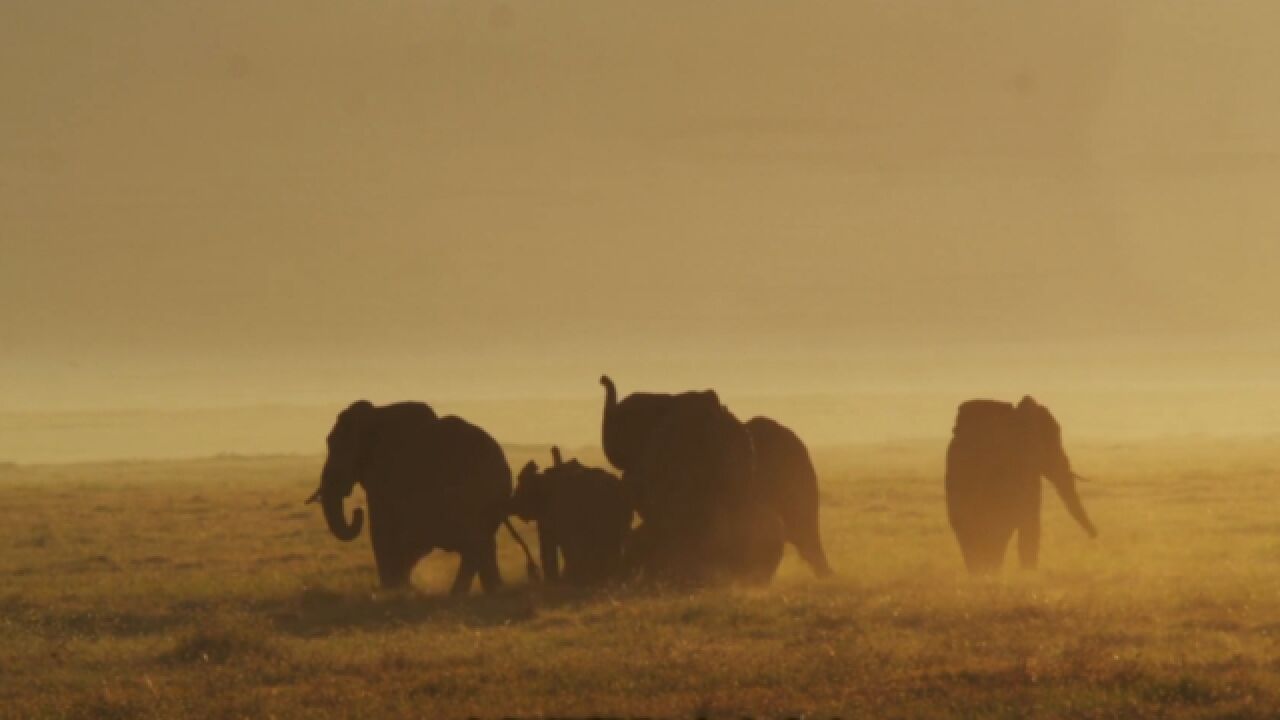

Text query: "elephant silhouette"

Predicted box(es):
[307, 401, 537, 591]
[511, 447, 633, 585]
[601, 375, 830, 580]
[945, 396, 1097, 574]
[599, 374, 716, 474]
[745, 416, 833, 577]
[601, 379, 782, 583]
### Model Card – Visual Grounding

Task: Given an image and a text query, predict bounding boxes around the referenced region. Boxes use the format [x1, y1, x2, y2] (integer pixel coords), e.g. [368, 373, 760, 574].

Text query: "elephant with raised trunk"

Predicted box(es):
[511, 447, 633, 585]
[600, 375, 831, 579]
[623, 390, 783, 584]
[945, 396, 1098, 574]
[599, 375, 716, 474]
[307, 400, 537, 592]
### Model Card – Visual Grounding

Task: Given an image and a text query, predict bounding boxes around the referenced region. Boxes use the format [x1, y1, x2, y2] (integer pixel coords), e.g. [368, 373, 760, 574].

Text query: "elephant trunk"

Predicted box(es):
[1048, 471, 1097, 539]
[600, 375, 617, 414]
[599, 375, 622, 469]
[321, 488, 364, 542]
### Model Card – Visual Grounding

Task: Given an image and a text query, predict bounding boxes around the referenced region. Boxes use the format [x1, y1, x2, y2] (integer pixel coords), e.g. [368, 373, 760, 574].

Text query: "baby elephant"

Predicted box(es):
[511, 448, 633, 584]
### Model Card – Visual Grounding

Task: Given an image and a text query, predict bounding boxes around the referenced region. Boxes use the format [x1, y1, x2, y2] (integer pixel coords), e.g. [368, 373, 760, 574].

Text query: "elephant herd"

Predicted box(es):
[308, 378, 1097, 593]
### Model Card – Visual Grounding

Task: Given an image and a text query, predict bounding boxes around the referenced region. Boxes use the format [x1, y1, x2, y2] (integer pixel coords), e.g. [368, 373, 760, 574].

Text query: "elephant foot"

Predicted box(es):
[450, 557, 477, 596]
[478, 572, 503, 594]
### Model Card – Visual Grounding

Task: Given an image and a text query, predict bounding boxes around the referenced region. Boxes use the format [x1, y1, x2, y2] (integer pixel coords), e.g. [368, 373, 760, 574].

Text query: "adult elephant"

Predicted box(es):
[945, 396, 1098, 575]
[599, 375, 716, 474]
[626, 394, 783, 584]
[746, 416, 833, 577]
[307, 400, 537, 592]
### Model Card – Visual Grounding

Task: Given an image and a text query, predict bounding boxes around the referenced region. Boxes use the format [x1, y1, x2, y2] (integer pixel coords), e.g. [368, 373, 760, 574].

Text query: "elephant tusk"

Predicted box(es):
[1071, 472, 1091, 483]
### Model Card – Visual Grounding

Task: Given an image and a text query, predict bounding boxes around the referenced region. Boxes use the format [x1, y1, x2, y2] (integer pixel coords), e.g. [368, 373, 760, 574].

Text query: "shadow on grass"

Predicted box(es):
[260, 581, 661, 638]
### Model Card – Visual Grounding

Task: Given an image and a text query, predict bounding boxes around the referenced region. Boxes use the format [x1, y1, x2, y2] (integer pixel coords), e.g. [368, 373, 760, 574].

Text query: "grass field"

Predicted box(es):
[2, 438, 1279, 718]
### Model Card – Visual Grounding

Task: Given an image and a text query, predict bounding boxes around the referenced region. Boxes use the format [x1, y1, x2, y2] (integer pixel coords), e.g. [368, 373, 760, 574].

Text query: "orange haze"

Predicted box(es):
[3, 1, 1279, 460]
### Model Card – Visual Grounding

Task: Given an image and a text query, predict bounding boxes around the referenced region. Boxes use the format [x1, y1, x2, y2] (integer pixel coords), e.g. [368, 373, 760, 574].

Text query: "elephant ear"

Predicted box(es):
[1014, 396, 1049, 430]
[338, 400, 375, 428]
[341, 400, 377, 457]
[1016, 396, 1061, 433]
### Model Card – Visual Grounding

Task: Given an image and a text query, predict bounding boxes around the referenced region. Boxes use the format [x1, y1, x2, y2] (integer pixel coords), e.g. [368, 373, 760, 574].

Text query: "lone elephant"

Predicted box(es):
[307, 400, 536, 592]
[945, 396, 1097, 574]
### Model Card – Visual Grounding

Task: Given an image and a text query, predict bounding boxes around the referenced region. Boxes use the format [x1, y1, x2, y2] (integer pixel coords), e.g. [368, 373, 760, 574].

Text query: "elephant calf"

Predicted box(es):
[511, 448, 633, 584]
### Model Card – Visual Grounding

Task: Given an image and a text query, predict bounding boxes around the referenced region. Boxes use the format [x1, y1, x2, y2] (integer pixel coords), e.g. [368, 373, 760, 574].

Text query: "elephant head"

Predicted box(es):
[1015, 396, 1097, 538]
[600, 375, 721, 473]
[511, 460, 549, 523]
[511, 447, 575, 522]
[306, 400, 376, 542]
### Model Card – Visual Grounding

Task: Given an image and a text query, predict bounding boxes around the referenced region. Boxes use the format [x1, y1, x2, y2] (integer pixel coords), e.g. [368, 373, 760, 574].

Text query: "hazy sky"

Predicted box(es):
[3, 1, 1279, 412]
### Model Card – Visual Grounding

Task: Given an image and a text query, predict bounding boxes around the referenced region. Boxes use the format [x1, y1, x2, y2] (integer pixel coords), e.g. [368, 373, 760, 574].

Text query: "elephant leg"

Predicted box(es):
[792, 509, 833, 577]
[619, 523, 651, 580]
[957, 540, 982, 574]
[475, 535, 504, 594]
[751, 511, 785, 585]
[378, 553, 417, 589]
[369, 507, 413, 588]
[450, 555, 477, 596]
[952, 523, 981, 574]
[985, 527, 1015, 574]
[1017, 517, 1041, 570]
[955, 527, 1002, 576]
[538, 525, 561, 583]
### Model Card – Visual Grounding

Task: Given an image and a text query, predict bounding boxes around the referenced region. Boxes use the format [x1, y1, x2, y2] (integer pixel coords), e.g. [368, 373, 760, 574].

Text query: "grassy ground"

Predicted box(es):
[1, 438, 1279, 718]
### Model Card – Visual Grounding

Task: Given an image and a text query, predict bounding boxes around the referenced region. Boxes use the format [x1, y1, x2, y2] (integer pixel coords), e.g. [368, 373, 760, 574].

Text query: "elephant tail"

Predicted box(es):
[503, 518, 542, 583]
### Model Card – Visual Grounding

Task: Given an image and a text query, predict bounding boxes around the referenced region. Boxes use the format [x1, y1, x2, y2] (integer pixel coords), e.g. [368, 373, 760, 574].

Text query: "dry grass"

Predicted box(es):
[1, 439, 1279, 718]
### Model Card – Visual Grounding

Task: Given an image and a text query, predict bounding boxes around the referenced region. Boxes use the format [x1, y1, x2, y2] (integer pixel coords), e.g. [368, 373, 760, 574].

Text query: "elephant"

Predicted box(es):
[624, 392, 783, 584]
[944, 396, 1098, 574]
[600, 375, 827, 580]
[745, 416, 833, 577]
[307, 400, 537, 592]
[510, 447, 633, 584]
[599, 375, 717, 474]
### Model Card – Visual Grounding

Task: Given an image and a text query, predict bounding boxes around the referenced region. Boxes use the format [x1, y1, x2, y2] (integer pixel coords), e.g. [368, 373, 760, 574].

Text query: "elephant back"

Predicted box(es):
[378, 415, 511, 550]
[946, 399, 1039, 522]
[629, 398, 765, 580]
[545, 463, 633, 550]
[745, 416, 818, 508]
[429, 416, 512, 505]
[603, 386, 723, 473]
[631, 395, 749, 521]
[951, 400, 1017, 444]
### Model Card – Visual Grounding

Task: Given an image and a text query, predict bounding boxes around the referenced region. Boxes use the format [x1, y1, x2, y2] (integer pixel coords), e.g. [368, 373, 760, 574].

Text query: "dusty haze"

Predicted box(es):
[3, 1, 1279, 461]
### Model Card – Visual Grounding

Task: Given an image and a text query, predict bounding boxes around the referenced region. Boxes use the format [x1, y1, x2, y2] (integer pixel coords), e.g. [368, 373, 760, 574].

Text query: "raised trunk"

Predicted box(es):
[322, 490, 364, 541]
[599, 375, 623, 469]
[1048, 472, 1097, 538]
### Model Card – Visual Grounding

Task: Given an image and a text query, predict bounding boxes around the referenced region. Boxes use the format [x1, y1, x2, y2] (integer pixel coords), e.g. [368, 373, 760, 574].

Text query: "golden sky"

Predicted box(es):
[3, 1, 1279, 412]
